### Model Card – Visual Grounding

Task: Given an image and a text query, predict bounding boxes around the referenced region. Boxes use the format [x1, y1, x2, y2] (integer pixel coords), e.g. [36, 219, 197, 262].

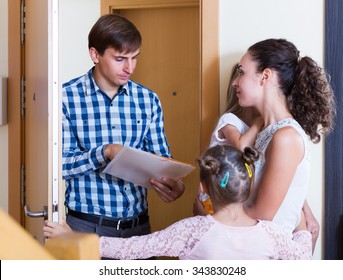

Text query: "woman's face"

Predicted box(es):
[232, 52, 263, 108]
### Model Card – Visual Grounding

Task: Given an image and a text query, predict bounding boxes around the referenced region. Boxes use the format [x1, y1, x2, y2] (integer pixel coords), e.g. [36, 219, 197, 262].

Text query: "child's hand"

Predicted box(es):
[193, 195, 208, 216]
[43, 219, 73, 238]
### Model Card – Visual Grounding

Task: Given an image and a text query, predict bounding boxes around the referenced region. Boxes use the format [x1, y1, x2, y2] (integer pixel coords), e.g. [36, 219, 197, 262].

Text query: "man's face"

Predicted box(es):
[91, 47, 140, 90]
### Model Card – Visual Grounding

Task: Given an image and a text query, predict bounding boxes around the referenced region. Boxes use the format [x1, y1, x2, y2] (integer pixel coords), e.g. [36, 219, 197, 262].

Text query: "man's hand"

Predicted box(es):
[104, 144, 123, 161]
[150, 177, 185, 203]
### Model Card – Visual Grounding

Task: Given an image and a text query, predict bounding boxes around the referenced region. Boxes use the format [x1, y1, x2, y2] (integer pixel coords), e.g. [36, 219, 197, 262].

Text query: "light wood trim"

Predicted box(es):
[8, 0, 23, 223]
[0, 209, 99, 260]
[45, 233, 100, 260]
[200, 0, 219, 152]
[0, 209, 54, 259]
[101, 0, 198, 14]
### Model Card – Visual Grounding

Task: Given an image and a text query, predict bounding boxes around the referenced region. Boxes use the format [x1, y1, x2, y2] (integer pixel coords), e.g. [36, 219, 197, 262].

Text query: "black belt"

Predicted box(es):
[67, 209, 149, 230]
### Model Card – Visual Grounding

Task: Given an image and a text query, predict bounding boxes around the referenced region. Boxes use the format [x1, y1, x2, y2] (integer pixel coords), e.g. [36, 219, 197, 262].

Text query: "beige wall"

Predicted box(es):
[0, 0, 8, 213]
[219, 0, 324, 259]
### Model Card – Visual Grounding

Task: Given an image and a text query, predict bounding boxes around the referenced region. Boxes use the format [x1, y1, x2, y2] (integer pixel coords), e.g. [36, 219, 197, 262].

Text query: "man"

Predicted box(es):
[62, 14, 185, 239]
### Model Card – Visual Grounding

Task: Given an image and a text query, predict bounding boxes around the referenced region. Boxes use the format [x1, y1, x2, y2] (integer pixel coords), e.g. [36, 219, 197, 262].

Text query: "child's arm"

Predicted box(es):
[265, 218, 312, 260]
[220, 117, 263, 151]
[43, 219, 72, 238]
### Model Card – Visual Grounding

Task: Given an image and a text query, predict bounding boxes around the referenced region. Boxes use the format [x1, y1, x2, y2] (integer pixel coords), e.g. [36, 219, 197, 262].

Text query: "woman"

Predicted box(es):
[233, 39, 335, 248]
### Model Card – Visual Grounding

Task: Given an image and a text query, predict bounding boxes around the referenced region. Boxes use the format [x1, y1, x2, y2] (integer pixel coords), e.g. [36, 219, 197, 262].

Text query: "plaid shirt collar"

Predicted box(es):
[84, 67, 129, 97]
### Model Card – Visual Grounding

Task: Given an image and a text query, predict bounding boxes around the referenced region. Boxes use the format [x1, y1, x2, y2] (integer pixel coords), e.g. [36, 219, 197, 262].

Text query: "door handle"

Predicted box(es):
[24, 205, 48, 220]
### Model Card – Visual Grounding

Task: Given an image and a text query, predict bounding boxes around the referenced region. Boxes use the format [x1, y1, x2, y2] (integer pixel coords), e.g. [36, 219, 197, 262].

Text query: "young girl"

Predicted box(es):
[198, 64, 262, 215]
[44, 145, 312, 260]
[209, 63, 262, 151]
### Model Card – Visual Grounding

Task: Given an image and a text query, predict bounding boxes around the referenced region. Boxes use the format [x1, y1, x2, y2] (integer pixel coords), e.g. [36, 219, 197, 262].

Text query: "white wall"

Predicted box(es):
[0, 0, 9, 212]
[219, 0, 324, 259]
[59, 0, 100, 84]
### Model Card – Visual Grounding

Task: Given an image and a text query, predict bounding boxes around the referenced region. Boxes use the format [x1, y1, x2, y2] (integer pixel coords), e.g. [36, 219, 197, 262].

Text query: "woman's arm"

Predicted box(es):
[246, 127, 304, 220]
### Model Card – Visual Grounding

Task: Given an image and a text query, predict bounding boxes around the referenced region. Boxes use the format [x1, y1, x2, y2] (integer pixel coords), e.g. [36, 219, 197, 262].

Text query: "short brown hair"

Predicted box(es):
[88, 14, 142, 55]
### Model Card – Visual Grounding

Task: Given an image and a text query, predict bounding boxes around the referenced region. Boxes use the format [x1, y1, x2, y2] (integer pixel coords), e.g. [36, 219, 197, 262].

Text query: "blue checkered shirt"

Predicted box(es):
[62, 68, 171, 218]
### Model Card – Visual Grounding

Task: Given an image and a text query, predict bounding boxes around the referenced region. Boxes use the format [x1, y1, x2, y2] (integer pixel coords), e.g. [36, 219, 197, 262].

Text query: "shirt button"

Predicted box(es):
[112, 126, 115, 129]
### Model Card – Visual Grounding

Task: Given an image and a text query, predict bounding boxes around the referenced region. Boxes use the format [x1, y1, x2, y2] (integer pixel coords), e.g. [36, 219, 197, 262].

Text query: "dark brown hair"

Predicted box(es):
[88, 14, 142, 55]
[248, 38, 336, 143]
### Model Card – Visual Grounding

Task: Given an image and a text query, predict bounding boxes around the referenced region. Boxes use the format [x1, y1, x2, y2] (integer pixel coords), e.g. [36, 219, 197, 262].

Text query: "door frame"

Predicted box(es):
[8, 0, 23, 222]
[8, 0, 62, 225]
[7, 0, 219, 224]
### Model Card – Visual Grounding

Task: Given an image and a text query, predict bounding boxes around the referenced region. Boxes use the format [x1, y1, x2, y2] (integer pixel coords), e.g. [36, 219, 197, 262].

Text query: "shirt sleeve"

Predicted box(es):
[143, 93, 171, 158]
[62, 100, 108, 180]
[99, 216, 211, 259]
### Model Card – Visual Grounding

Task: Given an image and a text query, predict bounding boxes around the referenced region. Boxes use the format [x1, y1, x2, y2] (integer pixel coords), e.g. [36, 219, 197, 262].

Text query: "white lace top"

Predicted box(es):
[100, 215, 312, 260]
[209, 113, 249, 147]
[246, 118, 311, 236]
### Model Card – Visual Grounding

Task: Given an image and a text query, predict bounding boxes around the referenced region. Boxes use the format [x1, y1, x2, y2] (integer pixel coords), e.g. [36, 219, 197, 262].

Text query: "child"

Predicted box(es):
[198, 64, 262, 215]
[209, 63, 262, 151]
[44, 145, 312, 260]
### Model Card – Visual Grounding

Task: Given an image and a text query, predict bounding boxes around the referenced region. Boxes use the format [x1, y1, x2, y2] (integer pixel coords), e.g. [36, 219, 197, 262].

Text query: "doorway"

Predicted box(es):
[8, 0, 219, 243]
[101, 0, 219, 234]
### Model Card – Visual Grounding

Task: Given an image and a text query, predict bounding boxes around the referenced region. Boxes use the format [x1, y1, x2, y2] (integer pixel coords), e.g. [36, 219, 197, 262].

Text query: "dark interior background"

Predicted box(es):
[324, 0, 343, 260]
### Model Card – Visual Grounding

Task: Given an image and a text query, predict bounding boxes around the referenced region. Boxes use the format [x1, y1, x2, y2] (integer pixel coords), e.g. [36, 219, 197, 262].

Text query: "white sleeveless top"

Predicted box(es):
[246, 118, 311, 236]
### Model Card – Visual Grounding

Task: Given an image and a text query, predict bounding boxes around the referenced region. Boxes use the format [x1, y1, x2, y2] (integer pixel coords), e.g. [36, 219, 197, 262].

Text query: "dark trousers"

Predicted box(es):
[66, 214, 153, 259]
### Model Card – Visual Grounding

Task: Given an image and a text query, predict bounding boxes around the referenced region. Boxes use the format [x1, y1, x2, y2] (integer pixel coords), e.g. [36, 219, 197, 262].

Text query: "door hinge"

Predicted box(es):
[20, 164, 26, 208]
[21, 75, 25, 118]
[20, 0, 26, 45]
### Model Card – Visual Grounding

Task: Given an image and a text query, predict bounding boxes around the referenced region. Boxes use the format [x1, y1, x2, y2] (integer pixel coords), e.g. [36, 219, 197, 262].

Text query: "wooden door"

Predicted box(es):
[117, 6, 199, 232]
[21, 0, 59, 243]
[101, 0, 219, 235]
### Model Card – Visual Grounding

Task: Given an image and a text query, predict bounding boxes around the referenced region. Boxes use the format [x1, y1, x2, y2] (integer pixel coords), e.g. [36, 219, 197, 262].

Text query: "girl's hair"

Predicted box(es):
[225, 63, 248, 119]
[248, 38, 336, 143]
[197, 145, 259, 211]
[88, 14, 142, 55]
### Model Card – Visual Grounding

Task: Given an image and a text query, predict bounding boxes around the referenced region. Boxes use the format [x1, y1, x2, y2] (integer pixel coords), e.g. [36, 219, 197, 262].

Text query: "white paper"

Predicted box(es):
[102, 146, 195, 188]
